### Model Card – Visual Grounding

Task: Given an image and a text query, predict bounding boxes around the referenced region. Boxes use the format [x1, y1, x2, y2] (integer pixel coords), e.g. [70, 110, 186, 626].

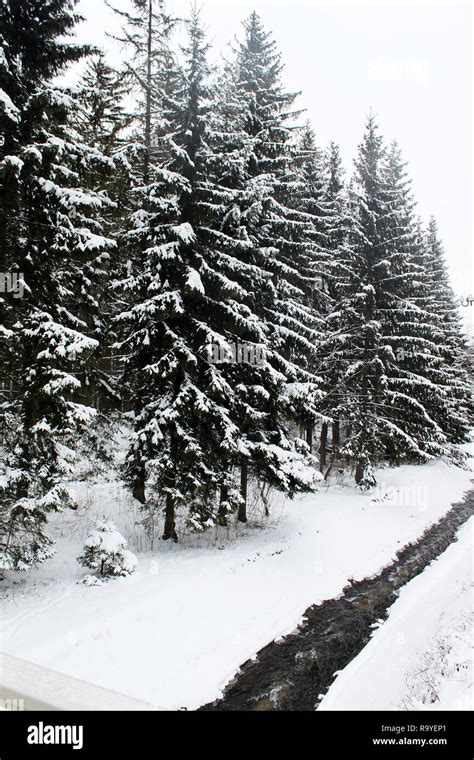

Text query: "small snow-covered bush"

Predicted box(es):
[78, 520, 138, 579]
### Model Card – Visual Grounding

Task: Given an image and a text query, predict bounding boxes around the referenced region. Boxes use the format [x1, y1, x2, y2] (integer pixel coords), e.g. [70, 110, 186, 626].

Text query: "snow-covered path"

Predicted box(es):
[318, 516, 473, 711]
[1, 451, 473, 709]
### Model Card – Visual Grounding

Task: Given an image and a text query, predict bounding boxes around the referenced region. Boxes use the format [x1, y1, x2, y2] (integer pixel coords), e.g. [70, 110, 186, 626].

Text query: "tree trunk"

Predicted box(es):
[320, 422, 328, 472]
[345, 423, 351, 466]
[143, 0, 153, 184]
[332, 420, 340, 462]
[217, 485, 228, 526]
[132, 464, 146, 505]
[238, 462, 248, 523]
[355, 295, 371, 486]
[162, 493, 178, 542]
[355, 459, 365, 485]
[306, 422, 313, 453]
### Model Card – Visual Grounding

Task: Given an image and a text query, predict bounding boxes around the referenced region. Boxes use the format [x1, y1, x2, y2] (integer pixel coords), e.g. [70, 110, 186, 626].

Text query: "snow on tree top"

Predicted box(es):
[84, 521, 128, 552]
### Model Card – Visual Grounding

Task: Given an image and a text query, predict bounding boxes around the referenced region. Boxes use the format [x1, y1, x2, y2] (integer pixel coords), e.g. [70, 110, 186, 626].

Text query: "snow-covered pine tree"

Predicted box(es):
[115, 10, 249, 539]
[78, 520, 137, 579]
[323, 141, 355, 293]
[323, 117, 422, 487]
[316, 141, 356, 473]
[217, 12, 323, 514]
[419, 217, 472, 444]
[324, 120, 468, 487]
[104, 0, 180, 419]
[0, 0, 115, 570]
[294, 121, 333, 278]
[72, 53, 135, 415]
[325, 142, 344, 199]
[319, 125, 471, 486]
[291, 122, 334, 459]
[378, 141, 449, 465]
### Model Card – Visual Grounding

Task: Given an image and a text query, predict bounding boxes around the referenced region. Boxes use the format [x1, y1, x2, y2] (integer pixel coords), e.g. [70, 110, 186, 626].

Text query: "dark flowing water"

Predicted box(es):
[200, 487, 474, 711]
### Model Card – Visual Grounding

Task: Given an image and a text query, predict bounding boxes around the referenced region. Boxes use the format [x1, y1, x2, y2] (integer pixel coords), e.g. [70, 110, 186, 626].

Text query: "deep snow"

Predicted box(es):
[0, 446, 473, 709]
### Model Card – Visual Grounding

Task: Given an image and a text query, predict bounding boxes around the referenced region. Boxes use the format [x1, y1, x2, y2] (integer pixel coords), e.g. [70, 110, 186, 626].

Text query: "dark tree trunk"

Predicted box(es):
[354, 296, 372, 486]
[238, 462, 248, 523]
[162, 493, 178, 542]
[306, 422, 313, 453]
[217, 485, 229, 526]
[332, 420, 340, 461]
[132, 464, 146, 505]
[320, 422, 328, 472]
[345, 423, 352, 466]
[143, 0, 153, 184]
[355, 459, 365, 484]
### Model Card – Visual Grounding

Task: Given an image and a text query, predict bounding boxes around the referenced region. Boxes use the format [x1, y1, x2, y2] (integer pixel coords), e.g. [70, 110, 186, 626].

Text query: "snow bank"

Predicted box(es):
[318, 516, 473, 711]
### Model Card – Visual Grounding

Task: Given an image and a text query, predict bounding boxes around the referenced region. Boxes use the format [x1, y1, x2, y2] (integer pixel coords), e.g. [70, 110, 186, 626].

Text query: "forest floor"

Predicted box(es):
[0, 441, 473, 710]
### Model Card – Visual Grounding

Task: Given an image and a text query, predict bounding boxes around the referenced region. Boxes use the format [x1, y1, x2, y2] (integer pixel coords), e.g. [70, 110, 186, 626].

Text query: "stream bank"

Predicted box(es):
[201, 488, 474, 711]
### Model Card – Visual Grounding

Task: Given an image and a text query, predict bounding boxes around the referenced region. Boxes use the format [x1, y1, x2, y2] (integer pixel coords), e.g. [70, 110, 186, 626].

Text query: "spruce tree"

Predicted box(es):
[325, 118, 424, 486]
[290, 122, 339, 466]
[75, 53, 131, 156]
[219, 12, 323, 513]
[419, 217, 472, 444]
[107, 0, 177, 183]
[72, 53, 135, 414]
[0, 0, 114, 570]
[115, 10, 246, 538]
[317, 141, 355, 473]
[78, 520, 137, 579]
[376, 142, 450, 465]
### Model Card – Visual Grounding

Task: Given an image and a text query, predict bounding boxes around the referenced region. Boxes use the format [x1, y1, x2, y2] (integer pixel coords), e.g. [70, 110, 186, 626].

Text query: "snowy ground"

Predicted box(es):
[0, 446, 473, 710]
[318, 516, 473, 711]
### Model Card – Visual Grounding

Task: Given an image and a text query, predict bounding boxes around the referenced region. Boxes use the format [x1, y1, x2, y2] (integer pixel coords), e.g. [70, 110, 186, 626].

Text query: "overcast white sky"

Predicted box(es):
[75, 0, 473, 332]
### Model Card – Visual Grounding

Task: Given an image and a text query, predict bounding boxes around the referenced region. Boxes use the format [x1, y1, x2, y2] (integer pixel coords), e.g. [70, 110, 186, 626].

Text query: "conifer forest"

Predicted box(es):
[0, 0, 472, 720]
